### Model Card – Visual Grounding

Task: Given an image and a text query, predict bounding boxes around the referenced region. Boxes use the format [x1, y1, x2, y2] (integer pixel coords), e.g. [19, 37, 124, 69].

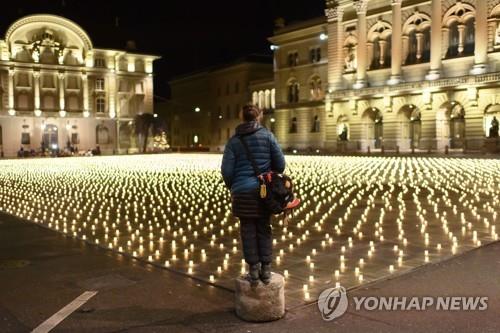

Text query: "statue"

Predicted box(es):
[344, 45, 356, 71]
[339, 124, 348, 141]
[490, 116, 499, 138]
[31, 45, 40, 63]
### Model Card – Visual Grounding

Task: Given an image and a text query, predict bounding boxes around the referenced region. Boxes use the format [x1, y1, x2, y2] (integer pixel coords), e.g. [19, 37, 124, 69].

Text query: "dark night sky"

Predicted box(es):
[1, 0, 325, 97]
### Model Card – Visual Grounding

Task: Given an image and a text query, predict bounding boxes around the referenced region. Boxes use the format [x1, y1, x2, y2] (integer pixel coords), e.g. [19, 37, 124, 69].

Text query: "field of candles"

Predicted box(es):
[0, 154, 498, 306]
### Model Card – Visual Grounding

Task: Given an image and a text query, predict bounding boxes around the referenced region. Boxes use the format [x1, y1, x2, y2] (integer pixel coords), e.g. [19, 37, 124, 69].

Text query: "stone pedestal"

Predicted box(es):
[234, 273, 285, 322]
[484, 138, 499, 153]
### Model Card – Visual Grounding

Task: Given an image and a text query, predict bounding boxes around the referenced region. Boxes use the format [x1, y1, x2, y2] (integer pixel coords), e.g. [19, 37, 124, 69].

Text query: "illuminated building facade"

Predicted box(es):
[167, 57, 273, 150]
[0, 14, 159, 157]
[269, 0, 500, 152]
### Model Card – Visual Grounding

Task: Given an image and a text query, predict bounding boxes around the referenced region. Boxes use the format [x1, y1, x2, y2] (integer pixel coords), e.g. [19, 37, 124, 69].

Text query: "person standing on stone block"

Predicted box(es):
[221, 104, 286, 285]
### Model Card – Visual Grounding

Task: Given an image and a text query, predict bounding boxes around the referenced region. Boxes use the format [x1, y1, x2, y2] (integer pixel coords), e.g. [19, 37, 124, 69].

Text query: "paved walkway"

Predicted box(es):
[0, 214, 499, 333]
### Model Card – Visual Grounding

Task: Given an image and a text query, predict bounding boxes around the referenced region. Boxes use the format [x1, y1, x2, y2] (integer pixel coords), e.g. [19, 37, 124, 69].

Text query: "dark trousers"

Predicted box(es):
[239, 215, 272, 265]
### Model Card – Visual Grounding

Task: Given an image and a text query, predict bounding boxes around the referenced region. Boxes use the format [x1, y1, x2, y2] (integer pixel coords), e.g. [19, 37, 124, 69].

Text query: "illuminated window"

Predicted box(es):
[94, 58, 106, 68]
[96, 97, 105, 113]
[95, 78, 105, 90]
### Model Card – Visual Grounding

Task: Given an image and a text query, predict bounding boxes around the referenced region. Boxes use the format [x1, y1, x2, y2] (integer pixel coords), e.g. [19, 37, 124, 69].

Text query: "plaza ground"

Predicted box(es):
[1, 213, 500, 333]
[0, 154, 499, 332]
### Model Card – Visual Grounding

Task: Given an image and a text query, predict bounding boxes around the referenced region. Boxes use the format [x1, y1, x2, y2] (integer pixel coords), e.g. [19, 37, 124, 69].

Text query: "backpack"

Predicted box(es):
[237, 134, 300, 216]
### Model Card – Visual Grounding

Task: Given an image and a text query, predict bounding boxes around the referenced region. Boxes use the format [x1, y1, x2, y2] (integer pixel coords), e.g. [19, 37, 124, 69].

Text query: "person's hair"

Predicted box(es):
[242, 104, 262, 122]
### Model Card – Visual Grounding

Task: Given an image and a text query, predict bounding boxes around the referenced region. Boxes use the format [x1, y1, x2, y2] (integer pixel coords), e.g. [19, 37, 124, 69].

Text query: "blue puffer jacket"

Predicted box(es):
[221, 121, 286, 194]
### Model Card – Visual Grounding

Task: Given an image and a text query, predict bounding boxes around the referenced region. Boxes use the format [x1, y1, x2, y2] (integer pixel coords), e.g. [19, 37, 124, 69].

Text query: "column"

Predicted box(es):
[8, 69, 15, 115]
[324, 2, 344, 91]
[366, 43, 373, 69]
[389, 0, 402, 84]
[379, 40, 387, 66]
[82, 73, 89, 116]
[457, 24, 465, 55]
[471, 0, 488, 74]
[416, 32, 424, 61]
[402, 36, 409, 64]
[108, 74, 116, 118]
[427, 0, 442, 80]
[33, 71, 40, 115]
[58, 73, 65, 114]
[115, 120, 120, 153]
[354, 0, 368, 89]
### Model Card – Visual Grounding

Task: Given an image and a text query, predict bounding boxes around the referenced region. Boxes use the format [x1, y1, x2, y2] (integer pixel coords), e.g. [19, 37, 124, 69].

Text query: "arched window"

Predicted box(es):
[290, 117, 298, 133]
[443, 2, 476, 58]
[368, 20, 392, 69]
[407, 30, 418, 64]
[403, 11, 431, 64]
[448, 21, 460, 58]
[270, 89, 276, 109]
[96, 97, 105, 113]
[422, 27, 431, 62]
[96, 125, 110, 144]
[464, 18, 475, 55]
[252, 91, 258, 105]
[264, 90, 271, 109]
[371, 37, 381, 69]
[287, 80, 299, 103]
[258, 91, 265, 108]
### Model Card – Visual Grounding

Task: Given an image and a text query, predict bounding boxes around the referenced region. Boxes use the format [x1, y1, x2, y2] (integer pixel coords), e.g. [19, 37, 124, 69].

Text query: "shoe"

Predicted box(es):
[260, 262, 272, 284]
[248, 263, 260, 285]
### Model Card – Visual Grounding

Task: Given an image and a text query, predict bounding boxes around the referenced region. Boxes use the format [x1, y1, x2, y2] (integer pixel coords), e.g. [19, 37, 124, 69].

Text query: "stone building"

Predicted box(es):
[167, 56, 273, 150]
[0, 14, 159, 157]
[267, 0, 500, 152]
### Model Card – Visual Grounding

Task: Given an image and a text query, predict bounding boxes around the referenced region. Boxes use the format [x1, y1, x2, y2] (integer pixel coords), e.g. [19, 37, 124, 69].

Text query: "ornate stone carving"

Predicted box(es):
[325, 5, 343, 22]
[354, 0, 368, 15]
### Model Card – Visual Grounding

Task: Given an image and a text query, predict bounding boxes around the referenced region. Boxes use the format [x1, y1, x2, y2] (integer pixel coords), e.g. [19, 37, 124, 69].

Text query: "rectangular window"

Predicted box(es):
[95, 78, 105, 90]
[71, 133, 79, 144]
[96, 98, 105, 113]
[94, 58, 106, 68]
[310, 47, 321, 63]
[288, 52, 299, 67]
[21, 133, 30, 145]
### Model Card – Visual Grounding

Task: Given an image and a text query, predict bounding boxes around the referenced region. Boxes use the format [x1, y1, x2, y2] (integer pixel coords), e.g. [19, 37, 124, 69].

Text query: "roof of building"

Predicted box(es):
[273, 16, 325, 36]
[169, 54, 272, 83]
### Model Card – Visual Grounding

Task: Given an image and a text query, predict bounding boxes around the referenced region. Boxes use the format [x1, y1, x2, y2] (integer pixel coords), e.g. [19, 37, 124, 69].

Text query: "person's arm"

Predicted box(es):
[270, 132, 285, 173]
[221, 140, 236, 189]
